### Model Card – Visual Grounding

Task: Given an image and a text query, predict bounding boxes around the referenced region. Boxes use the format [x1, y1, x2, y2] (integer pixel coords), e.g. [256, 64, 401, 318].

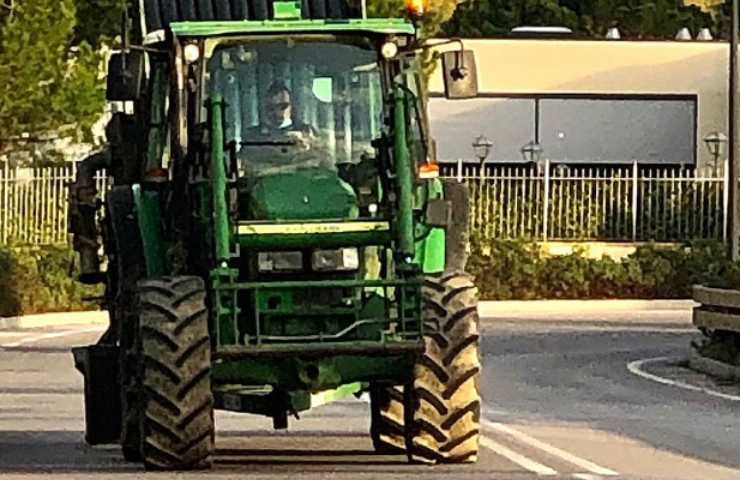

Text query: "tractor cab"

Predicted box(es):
[204, 32, 392, 221]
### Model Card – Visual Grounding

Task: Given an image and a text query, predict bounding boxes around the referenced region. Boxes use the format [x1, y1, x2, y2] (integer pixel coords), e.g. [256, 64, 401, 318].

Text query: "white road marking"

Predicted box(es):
[572, 474, 606, 480]
[0, 327, 104, 348]
[479, 435, 558, 476]
[627, 356, 740, 402]
[483, 419, 619, 476]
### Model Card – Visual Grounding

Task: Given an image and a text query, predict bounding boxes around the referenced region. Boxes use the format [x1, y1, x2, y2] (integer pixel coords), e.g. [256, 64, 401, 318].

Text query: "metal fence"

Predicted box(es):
[0, 164, 108, 245]
[0, 161, 729, 245]
[441, 159, 728, 242]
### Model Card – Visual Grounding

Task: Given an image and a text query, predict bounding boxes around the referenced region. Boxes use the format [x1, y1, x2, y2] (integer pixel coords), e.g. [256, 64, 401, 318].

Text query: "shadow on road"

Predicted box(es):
[0, 429, 502, 476]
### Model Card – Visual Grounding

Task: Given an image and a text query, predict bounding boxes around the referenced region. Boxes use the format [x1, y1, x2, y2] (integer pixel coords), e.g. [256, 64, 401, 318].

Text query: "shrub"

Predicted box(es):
[0, 247, 22, 316]
[0, 245, 102, 317]
[468, 239, 542, 300]
[468, 236, 739, 300]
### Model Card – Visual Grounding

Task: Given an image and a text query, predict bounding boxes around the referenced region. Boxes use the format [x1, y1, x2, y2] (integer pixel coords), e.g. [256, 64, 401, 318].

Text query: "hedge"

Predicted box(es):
[2, 238, 739, 317]
[0, 245, 102, 317]
[467, 236, 740, 300]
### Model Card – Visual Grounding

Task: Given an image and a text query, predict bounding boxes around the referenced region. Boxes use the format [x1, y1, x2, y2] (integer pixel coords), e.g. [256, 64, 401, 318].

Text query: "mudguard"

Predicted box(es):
[72, 345, 121, 445]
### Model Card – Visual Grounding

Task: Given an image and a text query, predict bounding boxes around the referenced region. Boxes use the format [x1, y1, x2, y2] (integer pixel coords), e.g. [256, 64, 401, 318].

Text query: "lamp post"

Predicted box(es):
[472, 135, 492, 165]
[522, 141, 549, 241]
[730, 0, 739, 259]
[472, 134, 493, 178]
[703, 132, 728, 176]
[521, 140, 544, 173]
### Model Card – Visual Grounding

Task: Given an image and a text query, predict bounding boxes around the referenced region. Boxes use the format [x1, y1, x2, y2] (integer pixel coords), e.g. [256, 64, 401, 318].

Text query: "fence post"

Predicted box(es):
[543, 158, 550, 242]
[456, 158, 463, 183]
[632, 160, 638, 241]
[1, 162, 7, 244]
[724, 156, 730, 242]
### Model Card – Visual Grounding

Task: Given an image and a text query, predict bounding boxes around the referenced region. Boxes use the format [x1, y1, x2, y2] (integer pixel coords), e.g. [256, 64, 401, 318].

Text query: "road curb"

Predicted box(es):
[0, 300, 695, 329]
[479, 299, 696, 317]
[688, 346, 740, 381]
[0, 311, 108, 330]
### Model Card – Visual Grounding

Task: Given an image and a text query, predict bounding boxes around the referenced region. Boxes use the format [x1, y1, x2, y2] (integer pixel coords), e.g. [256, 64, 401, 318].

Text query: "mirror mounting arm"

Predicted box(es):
[128, 44, 169, 55]
[401, 37, 466, 57]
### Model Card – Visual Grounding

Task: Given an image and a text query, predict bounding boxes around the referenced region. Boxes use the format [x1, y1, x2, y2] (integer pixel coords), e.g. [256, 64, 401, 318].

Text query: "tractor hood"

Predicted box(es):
[245, 168, 359, 220]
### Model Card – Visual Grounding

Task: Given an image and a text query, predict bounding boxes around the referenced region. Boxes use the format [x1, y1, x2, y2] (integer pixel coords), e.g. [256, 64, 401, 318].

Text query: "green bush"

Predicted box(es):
[0, 245, 102, 317]
[468, 236, 740, 300]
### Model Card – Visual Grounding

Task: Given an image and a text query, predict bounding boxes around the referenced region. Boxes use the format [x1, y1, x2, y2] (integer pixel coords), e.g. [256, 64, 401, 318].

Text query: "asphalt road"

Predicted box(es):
[1, 305, 739, 480]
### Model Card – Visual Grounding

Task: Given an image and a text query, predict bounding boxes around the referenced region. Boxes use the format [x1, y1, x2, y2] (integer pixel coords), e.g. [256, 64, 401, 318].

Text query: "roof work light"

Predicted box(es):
[405, 0, 429, 18]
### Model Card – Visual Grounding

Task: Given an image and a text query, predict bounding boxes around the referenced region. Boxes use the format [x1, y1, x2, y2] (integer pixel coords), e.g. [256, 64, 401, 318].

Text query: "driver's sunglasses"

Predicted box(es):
[268, 102, 290, 110]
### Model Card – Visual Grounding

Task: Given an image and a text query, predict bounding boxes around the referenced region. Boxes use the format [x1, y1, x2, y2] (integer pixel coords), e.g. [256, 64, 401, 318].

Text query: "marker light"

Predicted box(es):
[381, 41, 398, 59]
[184, 43, 200, 64]
[419, 162, 439, 179]
[405, 0, 429, 17]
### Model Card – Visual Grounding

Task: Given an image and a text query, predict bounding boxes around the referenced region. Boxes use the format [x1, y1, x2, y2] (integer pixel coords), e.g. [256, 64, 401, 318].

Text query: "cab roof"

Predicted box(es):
[170, 18, 415, 37]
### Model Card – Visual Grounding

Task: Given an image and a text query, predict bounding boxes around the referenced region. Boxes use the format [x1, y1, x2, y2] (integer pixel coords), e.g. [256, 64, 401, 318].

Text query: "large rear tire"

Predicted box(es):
[107, 187, 146, 462]
[138, 276, 214, 470]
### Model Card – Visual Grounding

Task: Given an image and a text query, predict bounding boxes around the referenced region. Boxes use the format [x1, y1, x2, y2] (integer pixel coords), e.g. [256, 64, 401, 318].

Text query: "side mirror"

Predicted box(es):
[441, 50, 478, 100]
[106, 51, 144, 101]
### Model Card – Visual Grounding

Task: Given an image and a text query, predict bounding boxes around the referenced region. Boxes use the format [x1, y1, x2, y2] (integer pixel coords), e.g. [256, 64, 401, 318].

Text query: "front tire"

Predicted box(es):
[406, 272, 481, 463]
[370, 273, 481, 463]
[138, 276, 214, 470]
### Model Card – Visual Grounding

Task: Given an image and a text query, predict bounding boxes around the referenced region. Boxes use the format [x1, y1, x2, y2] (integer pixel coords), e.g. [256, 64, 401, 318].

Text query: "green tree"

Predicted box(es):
[444, 0, 579, 37]
[443, 0, 715, 39]
[0, 0, 105, 160]
[73, 0, 124, 48]
[368, 0, 460, 38]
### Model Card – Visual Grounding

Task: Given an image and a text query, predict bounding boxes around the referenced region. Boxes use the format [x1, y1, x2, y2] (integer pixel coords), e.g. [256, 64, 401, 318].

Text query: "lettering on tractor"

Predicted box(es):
[69, 0, 480, 469]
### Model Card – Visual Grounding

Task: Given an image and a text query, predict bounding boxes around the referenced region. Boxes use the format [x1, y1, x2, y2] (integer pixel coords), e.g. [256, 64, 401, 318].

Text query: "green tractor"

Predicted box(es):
[70, 0, 481, 470]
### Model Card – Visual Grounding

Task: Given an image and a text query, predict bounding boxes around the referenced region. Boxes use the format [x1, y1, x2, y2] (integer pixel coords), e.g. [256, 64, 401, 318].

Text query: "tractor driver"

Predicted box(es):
[239, 82, 327, 175]
[246, 82, 316, 141]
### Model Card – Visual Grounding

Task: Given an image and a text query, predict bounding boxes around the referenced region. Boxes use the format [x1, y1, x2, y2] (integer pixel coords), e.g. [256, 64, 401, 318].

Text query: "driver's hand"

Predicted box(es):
[286, 130, 312, 151]
[288, 129, 317, 151]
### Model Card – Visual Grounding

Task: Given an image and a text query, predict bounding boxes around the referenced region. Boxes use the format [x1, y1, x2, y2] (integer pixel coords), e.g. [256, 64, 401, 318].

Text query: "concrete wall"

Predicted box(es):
[429, 39, 729, 169]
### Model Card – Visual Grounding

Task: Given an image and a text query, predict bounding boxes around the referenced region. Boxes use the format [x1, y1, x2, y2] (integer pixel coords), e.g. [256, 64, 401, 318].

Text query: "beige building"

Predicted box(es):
[429, 39, 730, 169]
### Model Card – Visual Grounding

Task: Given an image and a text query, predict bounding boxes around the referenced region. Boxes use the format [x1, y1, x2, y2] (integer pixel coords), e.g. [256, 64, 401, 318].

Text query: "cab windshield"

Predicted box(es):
[204, 36, 384, 177]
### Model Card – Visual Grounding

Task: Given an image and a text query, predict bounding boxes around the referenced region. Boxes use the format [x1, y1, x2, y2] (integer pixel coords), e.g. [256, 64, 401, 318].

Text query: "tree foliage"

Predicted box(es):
[368, 0, 460, 38]
[0, 0, 105, 159]
[73, 0, 124, 48]
[443, 0, 717, 39]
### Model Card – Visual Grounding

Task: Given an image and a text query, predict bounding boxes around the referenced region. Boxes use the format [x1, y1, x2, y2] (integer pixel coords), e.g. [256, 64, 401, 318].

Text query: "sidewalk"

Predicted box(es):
[0, 311, 108, 330]
[0, 299, 697, 330]
[478, 299, 696, 323]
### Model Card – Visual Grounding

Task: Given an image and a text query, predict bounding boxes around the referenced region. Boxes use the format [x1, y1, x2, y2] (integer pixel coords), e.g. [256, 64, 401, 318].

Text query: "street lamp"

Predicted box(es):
[521, 140, 544, 173]
[472, 135, 493, 165]
[472, 135, 493, 177]
[554, 163, 568, 177]
[703, 131, 728, 176]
